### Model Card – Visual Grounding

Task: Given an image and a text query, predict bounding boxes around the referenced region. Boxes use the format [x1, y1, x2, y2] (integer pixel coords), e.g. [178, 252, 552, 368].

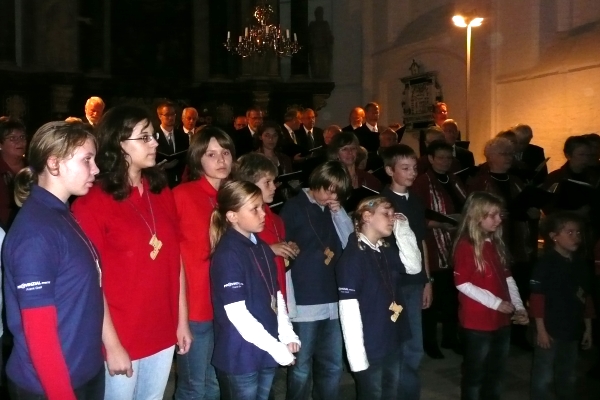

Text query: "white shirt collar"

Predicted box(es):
[184, 128, 194, 134]
[357, 232, 383, 252]
[366, 122, 378, 132]
[249, 126, 256, 136]
[352, 124, 362, 129]
[283, 123, 294, 133]
[303, 188, 324, 210]
[392, 190, 409, 199]
[304, 126, 312, 134]
[161, 126, 173, 136]
[249, 233, 257, 244]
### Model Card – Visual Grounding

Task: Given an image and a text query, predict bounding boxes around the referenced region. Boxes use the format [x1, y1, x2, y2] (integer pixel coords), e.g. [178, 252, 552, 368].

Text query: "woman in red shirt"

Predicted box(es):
[453, 191, 528, 400]
[172, 127, 234, 399]
[72, 106, 192, 400]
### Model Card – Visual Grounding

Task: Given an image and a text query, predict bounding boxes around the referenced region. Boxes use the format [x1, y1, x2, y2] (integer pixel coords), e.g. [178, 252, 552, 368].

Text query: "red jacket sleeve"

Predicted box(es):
[22, 306, 76, 400]
[453, 239, 476, 286]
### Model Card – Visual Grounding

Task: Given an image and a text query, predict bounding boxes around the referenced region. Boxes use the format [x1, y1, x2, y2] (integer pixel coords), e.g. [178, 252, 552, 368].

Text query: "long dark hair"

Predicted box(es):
[95, 105, 167, 200]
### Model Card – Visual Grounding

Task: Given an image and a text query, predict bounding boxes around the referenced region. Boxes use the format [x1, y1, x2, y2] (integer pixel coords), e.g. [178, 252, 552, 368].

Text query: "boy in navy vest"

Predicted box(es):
[280, 161, 353, 400]
[381, 144, 432, 400]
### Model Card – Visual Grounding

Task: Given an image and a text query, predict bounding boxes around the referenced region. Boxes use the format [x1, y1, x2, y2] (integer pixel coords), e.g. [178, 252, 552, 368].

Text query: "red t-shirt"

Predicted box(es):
[172, 177, 216, 322]
[257, 205, 287, 300]
[72, 182, 181, 360]
[453, 238, 511, 331]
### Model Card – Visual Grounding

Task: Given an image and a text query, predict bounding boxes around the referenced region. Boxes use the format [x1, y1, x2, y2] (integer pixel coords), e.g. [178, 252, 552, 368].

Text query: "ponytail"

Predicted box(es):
[208, 180, 263, 254]
[14, 167, 37, 207]
[209, 208, 228, 254]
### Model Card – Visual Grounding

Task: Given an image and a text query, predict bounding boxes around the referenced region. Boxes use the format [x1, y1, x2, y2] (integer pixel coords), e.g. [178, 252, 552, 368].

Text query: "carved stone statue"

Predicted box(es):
[308, 7, 333, 80]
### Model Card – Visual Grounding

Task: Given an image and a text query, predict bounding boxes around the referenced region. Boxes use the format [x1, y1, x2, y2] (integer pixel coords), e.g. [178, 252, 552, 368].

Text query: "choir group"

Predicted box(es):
[0, 98, 597, 400]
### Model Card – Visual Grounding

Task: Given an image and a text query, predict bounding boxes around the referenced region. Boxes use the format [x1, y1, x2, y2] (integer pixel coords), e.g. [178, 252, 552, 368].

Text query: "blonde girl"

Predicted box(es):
[453, 191, 528, 400]
[209, 180, 300, 400]
[336, 196, 410, 400]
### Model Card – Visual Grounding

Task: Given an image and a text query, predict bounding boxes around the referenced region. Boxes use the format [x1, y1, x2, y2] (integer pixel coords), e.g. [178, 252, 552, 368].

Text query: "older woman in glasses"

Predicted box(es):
[0, 117, 27, 229]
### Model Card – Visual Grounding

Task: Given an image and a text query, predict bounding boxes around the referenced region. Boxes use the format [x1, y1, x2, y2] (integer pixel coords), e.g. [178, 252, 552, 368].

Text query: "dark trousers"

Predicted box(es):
[531, 339, 579, 400]
[353, 347, 401, 400]
[461, 326, 511, 400]
[8, 368, 104, 400]
[217, 367, 276, 400]
[422, 269, 459, 347]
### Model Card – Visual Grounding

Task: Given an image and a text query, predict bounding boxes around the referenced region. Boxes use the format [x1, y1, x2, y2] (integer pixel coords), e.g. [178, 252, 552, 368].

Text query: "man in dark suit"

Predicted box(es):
[232, 107, 263, 158]
[156, 101, 190, 187]
[341, 107, 364, 132]
[354, 102, 380, 152]
[513, 123, 548, 184]
[442, 119, 475, 169]
[281, 109, 303, 160]
[294, 108, 324, 152]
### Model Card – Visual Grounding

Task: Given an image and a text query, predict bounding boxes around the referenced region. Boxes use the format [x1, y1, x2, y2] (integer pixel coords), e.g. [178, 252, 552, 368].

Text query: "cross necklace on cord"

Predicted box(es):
[127, 189, 163, 260]
[62, 214, 102, 287]
[249, 245, 278, 314]
[369, 248, 403, 322]
[306, 208, 334, 265]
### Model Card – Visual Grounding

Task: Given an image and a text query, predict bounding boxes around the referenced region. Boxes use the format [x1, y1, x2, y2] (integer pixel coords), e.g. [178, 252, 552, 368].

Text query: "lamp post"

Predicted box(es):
[452, 15, 483, 141]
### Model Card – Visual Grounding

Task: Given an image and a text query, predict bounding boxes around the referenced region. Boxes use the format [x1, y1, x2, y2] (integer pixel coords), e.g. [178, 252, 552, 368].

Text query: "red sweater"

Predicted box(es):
[257, 205, 287, 300]
[72, 183, 180, 360]
[172, 177, 217, 322]
[453, 238, 512, 331]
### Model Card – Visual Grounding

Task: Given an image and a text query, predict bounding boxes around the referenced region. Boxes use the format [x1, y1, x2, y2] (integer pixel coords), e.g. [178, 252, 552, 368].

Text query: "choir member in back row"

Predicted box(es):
[413, 140, 467, 358]
[327, 131, 382, 191]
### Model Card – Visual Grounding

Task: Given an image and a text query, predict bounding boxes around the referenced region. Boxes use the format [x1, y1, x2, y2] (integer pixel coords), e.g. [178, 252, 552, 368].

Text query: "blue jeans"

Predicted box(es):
[531, 339, 578, 400]
[175, 321, 220, 400]
[217, 367, 276, 400]
[353, 346, 401, 400]
[286, 318, 343, 400]
[104, 345, 174, 400]
[461, 326, 510, 400]
[397, 283, 424, 400]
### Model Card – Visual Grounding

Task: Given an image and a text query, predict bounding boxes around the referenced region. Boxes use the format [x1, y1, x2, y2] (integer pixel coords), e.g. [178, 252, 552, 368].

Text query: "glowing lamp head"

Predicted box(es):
[452, 15, 468, 27]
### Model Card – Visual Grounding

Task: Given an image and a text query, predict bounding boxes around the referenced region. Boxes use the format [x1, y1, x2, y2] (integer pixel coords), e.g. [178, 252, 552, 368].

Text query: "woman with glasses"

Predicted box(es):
[72, 105, 192, 400]
[0, 117, 27, 229]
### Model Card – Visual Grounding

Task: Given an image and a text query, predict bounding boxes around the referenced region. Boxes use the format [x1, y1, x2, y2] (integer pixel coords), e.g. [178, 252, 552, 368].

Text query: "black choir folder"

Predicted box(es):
[508, 185, 555, 216]
[156, 150, 187, 165]
[552, 179, 598, 210]
[276, 170, 304, 190]
[345, 185, 380, 213]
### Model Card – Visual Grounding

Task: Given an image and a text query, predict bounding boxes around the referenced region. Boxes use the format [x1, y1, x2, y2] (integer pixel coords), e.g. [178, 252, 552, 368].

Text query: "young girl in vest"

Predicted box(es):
[336, 196, 411, 400]
[210, 180, 300, 400]
[453, 191, 529, 400]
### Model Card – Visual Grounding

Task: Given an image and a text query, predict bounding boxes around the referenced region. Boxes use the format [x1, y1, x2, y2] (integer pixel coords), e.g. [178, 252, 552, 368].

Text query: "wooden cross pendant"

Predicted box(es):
[270, 295, 278, 314]
[149, 234, 163, 260]
[389, 301, 403, 322]
[324, 247, 335, 265]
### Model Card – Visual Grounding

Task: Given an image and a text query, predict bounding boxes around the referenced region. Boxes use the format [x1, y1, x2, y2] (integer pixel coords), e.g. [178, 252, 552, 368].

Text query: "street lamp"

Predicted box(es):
[453, 15, 483, 141]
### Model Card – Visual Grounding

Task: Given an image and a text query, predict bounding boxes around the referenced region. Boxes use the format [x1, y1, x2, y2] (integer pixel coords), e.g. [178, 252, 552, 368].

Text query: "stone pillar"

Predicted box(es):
[290, 0, 309, 79]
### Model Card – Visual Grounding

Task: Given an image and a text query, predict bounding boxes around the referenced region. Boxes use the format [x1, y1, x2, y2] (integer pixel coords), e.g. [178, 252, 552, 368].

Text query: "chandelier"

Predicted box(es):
[224, 2, 301, 58]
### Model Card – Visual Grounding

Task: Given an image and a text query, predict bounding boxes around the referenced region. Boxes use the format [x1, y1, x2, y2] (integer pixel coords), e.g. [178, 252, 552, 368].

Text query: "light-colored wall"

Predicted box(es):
[342, 0, 600, 170]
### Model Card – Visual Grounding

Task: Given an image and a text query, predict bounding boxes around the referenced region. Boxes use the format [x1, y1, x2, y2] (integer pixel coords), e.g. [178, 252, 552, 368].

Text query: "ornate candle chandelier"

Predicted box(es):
[224, 2, 301, 58]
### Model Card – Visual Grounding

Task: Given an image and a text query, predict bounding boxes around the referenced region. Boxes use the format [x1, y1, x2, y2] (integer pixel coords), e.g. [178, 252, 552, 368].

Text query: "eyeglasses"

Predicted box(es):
[123, 132, 158, 143]
[4, 135, 27, 143]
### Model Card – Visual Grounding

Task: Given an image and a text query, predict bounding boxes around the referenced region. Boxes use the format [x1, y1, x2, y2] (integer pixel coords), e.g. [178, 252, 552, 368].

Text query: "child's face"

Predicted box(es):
[479, 206, 503, 233]
[201, 137, 233, 180]
[385, 157, 418, 189]
[255, 173, 277, 204]
[227, 194, 266, 237]
[364, 204, 395, 238]
[311, 187, 338, 207]
[550, 222, 582, 254]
